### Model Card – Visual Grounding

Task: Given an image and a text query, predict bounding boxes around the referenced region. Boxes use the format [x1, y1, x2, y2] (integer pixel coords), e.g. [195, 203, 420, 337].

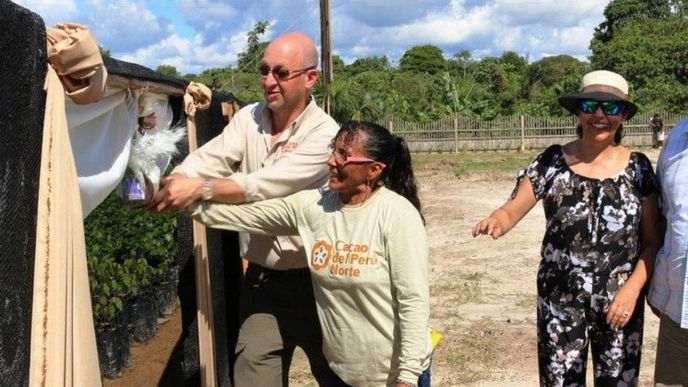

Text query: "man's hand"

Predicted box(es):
[148, 174, 204, 212]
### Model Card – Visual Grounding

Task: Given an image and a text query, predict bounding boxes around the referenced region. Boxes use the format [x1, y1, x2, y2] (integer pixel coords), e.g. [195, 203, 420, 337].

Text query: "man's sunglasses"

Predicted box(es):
[259, 64, 315, 81]
[578, 99, 625, 116]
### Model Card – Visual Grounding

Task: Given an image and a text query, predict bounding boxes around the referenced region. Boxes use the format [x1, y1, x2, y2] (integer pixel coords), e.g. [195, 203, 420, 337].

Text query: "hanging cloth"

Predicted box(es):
[29, 23, 106, 387]
[45, 22, 107, 104]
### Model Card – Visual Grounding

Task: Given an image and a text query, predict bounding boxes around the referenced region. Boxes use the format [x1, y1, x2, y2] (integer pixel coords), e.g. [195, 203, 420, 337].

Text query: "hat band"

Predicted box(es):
[581, 84, 628, 100]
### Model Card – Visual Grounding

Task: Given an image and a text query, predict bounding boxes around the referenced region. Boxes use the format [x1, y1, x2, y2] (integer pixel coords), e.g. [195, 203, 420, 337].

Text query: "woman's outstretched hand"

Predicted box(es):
[472, 179, 537, 240]
[472, 217, 505, 239]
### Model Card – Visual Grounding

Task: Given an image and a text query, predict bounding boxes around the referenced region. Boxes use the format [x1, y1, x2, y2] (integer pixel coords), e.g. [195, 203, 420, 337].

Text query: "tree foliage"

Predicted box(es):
[237, 20, 270, 73]
[99, 46, 111, 58]
[447, 50, 474, 78]
[526, 55, 589, 115]
[591, 0, 688, 111]
[399, 45, 446, 74]
[592, 0, 672, 45]
[155, 64, 180, 78]
[346, 56, 391, 76]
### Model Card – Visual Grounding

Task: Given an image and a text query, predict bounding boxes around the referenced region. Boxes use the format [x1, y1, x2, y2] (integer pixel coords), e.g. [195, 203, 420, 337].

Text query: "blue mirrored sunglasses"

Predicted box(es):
[578, 99, 625, 116]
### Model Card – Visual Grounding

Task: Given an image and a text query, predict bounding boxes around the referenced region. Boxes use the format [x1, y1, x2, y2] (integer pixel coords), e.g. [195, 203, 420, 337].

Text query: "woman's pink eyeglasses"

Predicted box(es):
[331, 150, 384, 167]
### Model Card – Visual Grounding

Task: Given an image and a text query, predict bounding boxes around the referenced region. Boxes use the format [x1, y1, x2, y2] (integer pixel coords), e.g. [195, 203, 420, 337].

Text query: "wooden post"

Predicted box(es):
[453, 117, 459, 153]
[388, 119, 394, 133]
[519, 114, 525, 152]
[319, 0, 332, 114]
[186, 117, 217, 387]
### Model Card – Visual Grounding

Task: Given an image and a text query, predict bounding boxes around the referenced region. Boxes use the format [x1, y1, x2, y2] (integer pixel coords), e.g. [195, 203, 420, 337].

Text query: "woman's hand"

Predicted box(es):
[606, 283, 641, 329]
[472, 217, 505, 239]
[472, 177, 538, 240]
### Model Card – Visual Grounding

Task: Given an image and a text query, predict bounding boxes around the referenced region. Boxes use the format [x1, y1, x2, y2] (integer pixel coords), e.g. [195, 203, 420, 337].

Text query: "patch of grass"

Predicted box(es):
[515, 292, 535, 309]
[432, 270, 485, 305]
[434, 318, 501, 384]
[288, 348, 318, 385]
[452, 151, 538, 177]
[288, 369, 317, 387]
[459, 271, 485, 282]
[411, 151, 539, 177]
[411, 153, 458, 169]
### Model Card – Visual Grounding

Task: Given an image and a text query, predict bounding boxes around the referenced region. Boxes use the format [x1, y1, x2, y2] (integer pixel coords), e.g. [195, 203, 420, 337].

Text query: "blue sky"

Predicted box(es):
[15, 0, 609, 74]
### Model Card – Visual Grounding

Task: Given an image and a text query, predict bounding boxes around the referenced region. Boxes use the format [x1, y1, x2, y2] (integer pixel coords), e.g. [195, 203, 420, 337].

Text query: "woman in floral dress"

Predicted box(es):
[473, 70, 662, 386]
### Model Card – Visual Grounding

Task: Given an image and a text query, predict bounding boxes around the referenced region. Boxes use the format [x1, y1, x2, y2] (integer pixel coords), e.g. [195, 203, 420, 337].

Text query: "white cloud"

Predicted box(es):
[493, 26, 524, 51]
[119, 32, 243, 74]
[343, 0, 605, 62]
[13, 0, 78, 25]
[338, 0, 446, 27]
[331, 1, 496, 61]
[177, 0, 238, 43]
[383, 5, 493, 45]
[85, 0, 175, 52]
[494, 0, 604, 27]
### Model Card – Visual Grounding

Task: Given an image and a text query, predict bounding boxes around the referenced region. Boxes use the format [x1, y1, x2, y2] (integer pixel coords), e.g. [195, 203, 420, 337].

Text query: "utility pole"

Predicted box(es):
[320, 0, 332, 114]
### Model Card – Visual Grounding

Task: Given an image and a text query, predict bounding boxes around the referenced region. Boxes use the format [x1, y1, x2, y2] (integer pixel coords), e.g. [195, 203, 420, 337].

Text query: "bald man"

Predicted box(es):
[151, 32, 338, 385]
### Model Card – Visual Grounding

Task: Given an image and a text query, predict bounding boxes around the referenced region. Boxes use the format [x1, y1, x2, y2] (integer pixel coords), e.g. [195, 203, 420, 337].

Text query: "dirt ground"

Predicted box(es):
[105, 148, 662, 387]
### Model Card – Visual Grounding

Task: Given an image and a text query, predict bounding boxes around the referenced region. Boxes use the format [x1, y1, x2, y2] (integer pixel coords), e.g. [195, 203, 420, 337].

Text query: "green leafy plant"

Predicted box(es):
[89, 257, 126, 327]
[85, 193, 178, 327]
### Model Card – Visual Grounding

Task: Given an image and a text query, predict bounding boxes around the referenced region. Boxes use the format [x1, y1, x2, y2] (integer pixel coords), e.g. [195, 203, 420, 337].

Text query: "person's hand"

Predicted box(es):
[605, 283, 641, 329]
[472, 217, 505, 239]
[148, 174, 203, 212]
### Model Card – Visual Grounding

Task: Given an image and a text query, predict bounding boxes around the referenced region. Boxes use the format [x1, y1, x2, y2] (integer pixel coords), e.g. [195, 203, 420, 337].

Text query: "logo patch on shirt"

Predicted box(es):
[281, 141, 298, 152]
[310, 240, 380, 277]
[311, 240, 333, 271]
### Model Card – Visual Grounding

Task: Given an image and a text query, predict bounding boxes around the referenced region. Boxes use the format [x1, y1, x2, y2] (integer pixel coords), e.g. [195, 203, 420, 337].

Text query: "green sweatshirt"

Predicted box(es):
[191, 187, 431, 386]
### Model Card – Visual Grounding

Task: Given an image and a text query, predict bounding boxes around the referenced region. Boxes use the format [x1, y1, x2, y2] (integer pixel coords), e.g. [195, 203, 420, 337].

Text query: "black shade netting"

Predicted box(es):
[0, 1, 47, 386]
[103, 56, 188, 91]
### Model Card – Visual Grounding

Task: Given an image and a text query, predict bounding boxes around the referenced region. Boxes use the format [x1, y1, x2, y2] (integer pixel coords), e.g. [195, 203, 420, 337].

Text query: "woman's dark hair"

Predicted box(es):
[575, 123, 624, 144]
[334, 120, 423, 220]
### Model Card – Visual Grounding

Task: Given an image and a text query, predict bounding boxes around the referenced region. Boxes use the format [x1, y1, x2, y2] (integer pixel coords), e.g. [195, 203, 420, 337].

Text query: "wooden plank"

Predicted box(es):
[186, 116, 218, 387]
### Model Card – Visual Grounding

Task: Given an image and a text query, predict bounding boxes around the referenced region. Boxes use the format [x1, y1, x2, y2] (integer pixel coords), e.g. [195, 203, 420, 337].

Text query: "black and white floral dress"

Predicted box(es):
[514, 145, 658, 387]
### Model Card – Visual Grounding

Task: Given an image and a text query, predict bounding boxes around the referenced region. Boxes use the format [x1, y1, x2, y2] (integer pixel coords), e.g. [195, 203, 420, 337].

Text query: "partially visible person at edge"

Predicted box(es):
[149, 32, 339, 385]
[648, 119, 688, 386]
[473, 70, 662, 386]
[190, 121, 432, 387]
[650, 113, 665, 148]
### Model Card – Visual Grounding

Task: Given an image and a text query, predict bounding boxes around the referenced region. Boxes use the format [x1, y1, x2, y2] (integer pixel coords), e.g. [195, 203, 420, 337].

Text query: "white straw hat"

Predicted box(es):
[558, 70, 638, 118]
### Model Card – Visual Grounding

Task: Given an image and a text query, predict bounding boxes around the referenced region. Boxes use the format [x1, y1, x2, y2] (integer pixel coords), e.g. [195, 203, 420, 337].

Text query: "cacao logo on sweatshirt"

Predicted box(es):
[311, 240, 333, 271]
[311, 240, 380, 277]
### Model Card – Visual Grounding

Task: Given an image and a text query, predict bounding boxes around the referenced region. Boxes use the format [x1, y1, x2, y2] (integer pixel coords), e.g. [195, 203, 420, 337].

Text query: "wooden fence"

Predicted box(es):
[380, 111, 687, 152]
